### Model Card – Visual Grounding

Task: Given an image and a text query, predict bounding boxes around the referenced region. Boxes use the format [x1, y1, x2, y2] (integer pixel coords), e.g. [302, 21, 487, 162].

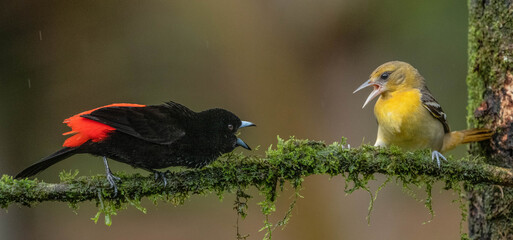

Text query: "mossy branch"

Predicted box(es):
[1, 137, 509, 209]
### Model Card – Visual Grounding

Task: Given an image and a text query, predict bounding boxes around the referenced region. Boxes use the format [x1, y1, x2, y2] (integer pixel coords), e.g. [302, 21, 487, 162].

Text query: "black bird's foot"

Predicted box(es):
[102, 156, 120, 196]
[106, 171, 121, 196]
[153, 170, 169, 187]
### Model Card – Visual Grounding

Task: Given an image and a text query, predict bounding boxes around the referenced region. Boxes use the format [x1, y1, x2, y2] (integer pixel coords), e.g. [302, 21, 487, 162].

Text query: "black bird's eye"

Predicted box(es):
[227, 124, 234, 131]
[380, 72, 390, 80]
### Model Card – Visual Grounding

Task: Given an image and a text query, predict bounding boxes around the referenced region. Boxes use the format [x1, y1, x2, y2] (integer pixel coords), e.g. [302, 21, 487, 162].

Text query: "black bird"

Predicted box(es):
[15, 101, 255, 194]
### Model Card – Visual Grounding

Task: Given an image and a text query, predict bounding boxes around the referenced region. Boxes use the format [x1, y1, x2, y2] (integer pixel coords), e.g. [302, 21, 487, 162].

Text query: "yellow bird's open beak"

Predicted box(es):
[353, 79, 386, 108]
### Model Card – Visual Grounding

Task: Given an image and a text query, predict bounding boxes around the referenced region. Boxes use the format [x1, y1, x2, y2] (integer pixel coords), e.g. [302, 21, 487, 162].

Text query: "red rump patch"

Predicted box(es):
[62, 103, 146, 147]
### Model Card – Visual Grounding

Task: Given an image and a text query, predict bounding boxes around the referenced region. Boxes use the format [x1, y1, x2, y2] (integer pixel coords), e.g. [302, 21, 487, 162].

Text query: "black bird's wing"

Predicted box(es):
[420, 86, 450, 133]
[82, 101, 195, 144]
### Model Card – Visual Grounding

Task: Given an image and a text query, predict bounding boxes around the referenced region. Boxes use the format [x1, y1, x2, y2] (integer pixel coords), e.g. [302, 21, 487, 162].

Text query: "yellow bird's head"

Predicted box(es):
[353, 61, 424, 108]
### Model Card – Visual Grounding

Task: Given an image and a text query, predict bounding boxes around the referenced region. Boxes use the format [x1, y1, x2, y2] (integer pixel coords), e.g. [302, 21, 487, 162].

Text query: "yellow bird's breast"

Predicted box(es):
[373, 89, 444, 151]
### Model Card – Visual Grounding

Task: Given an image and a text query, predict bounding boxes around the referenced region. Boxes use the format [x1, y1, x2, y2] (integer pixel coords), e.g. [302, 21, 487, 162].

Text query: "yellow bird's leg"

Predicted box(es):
[431, 150, 447, 168]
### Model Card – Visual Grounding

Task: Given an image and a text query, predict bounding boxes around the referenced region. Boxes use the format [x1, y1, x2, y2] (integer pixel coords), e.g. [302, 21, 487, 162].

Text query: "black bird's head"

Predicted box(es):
[198, 108, 255, 152]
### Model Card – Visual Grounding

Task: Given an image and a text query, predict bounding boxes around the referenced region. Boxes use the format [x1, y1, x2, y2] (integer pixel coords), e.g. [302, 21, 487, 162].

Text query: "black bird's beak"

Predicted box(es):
[236, 138, 251, 150]
[240, 121, 256, 128]
[236, 121, 254, 150]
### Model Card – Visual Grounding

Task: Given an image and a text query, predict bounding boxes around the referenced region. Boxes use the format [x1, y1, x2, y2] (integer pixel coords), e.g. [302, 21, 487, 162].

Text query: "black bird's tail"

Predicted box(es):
[15, 147, 77, 179]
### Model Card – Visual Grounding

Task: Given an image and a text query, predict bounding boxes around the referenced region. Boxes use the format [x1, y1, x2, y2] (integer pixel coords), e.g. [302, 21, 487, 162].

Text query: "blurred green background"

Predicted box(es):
[1, 0, 469, 239]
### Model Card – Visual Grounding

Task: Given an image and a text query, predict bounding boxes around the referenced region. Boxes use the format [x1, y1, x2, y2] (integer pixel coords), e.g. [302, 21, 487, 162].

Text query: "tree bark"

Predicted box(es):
[467, 0, 513, 239]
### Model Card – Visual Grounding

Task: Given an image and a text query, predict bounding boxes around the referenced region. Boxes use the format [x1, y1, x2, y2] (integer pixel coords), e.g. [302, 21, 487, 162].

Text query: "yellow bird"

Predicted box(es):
[353, 61, 492, 166]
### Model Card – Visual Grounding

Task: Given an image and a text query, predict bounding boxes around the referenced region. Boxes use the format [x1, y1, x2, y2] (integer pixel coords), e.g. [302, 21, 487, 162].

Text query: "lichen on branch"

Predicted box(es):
[0, 137, 509, 229]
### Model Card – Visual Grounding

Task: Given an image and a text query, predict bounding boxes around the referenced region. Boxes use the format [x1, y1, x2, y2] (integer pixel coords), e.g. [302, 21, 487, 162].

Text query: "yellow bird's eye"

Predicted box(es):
[380, 72, 390, 80]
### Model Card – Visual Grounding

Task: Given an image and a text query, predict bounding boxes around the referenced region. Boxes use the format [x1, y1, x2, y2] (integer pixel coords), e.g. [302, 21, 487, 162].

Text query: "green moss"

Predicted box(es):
[467, 0, 513, 127]
[467, 1, 513, 238]
[2, 137, 511, 238]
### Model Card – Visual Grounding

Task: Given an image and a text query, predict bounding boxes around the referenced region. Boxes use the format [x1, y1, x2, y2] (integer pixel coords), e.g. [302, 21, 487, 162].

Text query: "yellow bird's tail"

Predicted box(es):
[441, 128, 493, 152]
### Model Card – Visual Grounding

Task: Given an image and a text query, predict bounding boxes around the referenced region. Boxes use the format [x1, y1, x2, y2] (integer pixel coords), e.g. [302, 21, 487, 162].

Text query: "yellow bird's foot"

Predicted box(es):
[431, 150, 447, 168]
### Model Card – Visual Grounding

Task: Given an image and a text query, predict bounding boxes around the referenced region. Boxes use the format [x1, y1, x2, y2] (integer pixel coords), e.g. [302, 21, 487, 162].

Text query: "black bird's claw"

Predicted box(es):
[106, 171, 121, 196]
[153, 170, 168, 187]
[103, 156, 121, 197]
[102, 156, 121, 196]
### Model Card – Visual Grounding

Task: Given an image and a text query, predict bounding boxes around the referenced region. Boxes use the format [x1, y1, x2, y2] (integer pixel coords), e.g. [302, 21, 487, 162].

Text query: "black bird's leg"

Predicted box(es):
[102, 156, 120, 196]
[152, 170, 168, 187]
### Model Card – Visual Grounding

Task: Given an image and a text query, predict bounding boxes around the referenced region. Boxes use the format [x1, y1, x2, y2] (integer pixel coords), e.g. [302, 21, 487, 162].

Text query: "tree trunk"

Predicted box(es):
[467, 0, 513, 239]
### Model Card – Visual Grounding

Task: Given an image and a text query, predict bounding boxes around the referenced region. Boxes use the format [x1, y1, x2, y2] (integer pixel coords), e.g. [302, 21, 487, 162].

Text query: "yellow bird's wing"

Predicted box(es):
[420, 86, 450, 133]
